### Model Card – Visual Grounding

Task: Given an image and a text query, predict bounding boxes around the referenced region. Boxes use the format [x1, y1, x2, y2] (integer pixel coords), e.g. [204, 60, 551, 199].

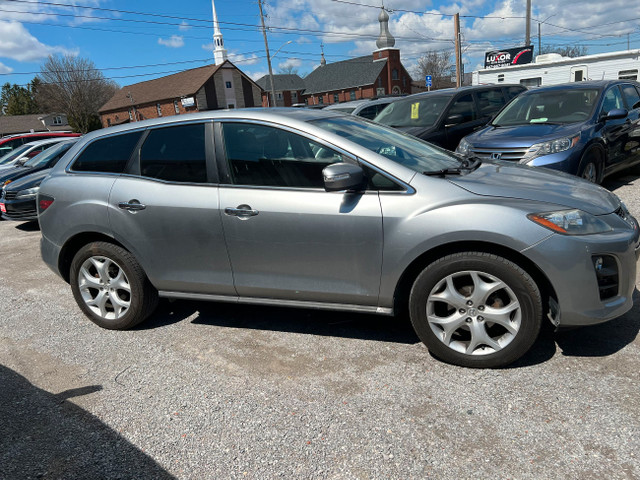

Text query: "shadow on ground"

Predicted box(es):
[602, 170, 640, 192]
[13, 220, 40, 232]
[140, 298, 420, 345]
[0, 365, 175, 480]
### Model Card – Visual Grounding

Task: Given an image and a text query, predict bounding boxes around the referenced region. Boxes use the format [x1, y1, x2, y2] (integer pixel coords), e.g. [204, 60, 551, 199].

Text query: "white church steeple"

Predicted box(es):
[212, 0, 228, 64]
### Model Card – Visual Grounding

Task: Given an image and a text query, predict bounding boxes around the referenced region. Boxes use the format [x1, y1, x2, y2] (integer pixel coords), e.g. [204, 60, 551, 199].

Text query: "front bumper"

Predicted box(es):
[523, 214, 639, 327]
[0, 195, 38, 221]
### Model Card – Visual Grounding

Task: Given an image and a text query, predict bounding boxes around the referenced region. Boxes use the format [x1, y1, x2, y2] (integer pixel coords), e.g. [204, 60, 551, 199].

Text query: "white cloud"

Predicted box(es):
[228, 52, 261, 65]
[0, 21, 75, 61]
[179, 21, 191, 31]
[247, 70, 268, 81]
[278, 57, 302, 70]
[158, 35, 185, 48]
[0, 61, 13, 74]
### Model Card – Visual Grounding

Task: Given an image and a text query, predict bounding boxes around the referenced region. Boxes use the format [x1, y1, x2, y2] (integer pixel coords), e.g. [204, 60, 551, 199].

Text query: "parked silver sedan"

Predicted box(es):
[38, 109, 639, 368]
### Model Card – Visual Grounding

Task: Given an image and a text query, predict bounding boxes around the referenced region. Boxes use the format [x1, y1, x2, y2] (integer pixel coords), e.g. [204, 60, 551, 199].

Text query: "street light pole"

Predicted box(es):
[258, 0, 277, 107]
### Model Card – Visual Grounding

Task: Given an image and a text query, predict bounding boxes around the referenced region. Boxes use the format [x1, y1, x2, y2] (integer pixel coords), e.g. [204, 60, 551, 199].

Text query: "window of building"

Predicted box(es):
[140, 124, 207, 183]
[52, 116, 63, 125]
[71, 131, 142, 173]
[392, 69, 399, 80]
[318, 96, 324, 104]
[128, 108, 133, 121]
[497, 74, 505, 83]
[174, 100, 180, 114]
[156, 103, 162, 117]
[333, 94, 339, 103]
[226, 81, 232, 88]
[619, 69, 639, 80]
[107, 118, 112, 127]
[350, 91, 356, 101]
[277, 92, 283, 100]
[227, 104, 235, 109]
[291, 92, 298, 101]
[520, 77, 542, 87]
[222, 122, 347, 188]
[402, 76, 406, 87]
[378, 77, 383, 87]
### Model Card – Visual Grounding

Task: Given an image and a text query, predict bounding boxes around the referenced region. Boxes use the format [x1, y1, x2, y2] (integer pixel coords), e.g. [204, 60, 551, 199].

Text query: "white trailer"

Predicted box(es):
[473, 49, 640, 87]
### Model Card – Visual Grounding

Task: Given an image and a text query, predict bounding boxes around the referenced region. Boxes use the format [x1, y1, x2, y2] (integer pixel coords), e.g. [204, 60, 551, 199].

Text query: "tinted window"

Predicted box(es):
[358, 105, 379, 120]
[140, 124, 207, 183]
[504, 86, 525, 100]
[72, 131, 142, 173]
[447, 94, 477, 123]
[600, 86, 625, 114]
[0, 137, 25, 155]
[375, 95, 451, 128]
[621, 84, 640, 110]
[222, 123, 345, 188]
[476, 89, 506, 117]
[24, 141, 75, 168]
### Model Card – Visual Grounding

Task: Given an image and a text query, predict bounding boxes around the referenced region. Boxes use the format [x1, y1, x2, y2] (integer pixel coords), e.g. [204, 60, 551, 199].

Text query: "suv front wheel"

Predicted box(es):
[70, 242, 158, 330]
[409, 252, 542, 368]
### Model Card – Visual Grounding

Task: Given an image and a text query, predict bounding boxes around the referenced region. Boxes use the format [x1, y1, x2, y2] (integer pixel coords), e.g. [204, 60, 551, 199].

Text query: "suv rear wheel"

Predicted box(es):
[409, 252, 542, 368]
[70, 242, 158, 330]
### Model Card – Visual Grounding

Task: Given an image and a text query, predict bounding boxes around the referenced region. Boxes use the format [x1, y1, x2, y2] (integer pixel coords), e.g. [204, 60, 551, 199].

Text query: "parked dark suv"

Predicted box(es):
[374, 85, 526, 150]
[456, 80, 640, 183]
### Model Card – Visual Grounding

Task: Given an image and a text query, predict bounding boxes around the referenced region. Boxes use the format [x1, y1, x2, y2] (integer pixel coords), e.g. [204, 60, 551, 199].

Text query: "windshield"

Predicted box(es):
[23, 141, 74, 168]
[375, 95, 451, 128]
[0, 144, 31, 165]
[492, 88, 599, 126]
[310, 116, 461, 174]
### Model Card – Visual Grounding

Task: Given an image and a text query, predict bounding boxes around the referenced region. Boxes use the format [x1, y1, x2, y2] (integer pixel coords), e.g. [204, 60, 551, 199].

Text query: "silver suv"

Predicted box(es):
[38, 109, 639, 368]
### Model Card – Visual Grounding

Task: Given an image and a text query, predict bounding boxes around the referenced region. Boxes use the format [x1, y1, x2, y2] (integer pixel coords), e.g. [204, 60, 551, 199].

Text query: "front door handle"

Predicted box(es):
[224, 204, 259, 218]
[118, 199, 146, 211]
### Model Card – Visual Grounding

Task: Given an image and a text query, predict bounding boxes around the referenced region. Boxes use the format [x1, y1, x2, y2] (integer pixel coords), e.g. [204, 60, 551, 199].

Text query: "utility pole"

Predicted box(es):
[525, 0, 531, 46]
[538, 22, 541, 54]
[454, 13, 462, 88]
[258, 0, 276, 107]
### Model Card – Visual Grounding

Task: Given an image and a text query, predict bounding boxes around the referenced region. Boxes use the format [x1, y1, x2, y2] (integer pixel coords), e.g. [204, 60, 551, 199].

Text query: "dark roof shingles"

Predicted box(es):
[302, 56, 387, 95]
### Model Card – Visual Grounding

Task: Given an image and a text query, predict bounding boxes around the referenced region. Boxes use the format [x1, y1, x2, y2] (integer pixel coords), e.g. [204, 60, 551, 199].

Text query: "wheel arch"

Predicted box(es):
[392, 240, 558, 318]
[579, 141, 607, 180]
[58, 232, 127, 283]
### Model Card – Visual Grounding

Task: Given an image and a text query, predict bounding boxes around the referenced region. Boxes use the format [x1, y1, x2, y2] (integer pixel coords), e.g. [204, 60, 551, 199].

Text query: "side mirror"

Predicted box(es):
[323, 162, 365, 192]
[600, 108, 628, 122]
[445, 114, 464, 127]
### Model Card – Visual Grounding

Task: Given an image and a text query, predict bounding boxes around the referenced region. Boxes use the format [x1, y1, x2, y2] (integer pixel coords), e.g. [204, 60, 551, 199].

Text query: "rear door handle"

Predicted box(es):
[118, 199, 146, 211]
[224, 204, 259, 218]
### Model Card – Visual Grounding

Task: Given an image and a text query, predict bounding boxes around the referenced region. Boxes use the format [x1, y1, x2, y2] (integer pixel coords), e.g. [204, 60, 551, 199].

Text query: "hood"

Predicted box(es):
[448, 161, 619, 215]
[0, 165, 32, 184]
[468, 123, 585, 147]
[4, 168, 51, 192]
[395, 125, 437, 138]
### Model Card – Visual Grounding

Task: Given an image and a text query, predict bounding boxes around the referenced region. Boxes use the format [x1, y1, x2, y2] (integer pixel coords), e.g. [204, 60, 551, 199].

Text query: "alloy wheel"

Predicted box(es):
[78, 256, 131, 320]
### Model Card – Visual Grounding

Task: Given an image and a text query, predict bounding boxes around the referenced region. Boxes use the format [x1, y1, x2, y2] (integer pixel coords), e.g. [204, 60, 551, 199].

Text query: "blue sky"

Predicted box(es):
[1, 0, 639, 89]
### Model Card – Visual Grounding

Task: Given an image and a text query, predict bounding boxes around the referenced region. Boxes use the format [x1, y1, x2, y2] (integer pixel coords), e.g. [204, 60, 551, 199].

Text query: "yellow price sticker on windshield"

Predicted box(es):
[411, 102, 420, 119]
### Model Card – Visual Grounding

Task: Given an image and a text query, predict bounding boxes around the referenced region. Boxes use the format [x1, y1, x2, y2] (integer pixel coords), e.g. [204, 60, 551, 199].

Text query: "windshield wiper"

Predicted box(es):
[423, 156, 482, 177]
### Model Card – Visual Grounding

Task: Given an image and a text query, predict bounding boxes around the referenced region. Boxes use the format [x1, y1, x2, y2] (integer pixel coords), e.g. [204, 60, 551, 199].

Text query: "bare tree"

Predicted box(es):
[278, 65, 299, 75]
[413, 50, 454, 90]
[36, 55, 118, 133]
[540, 45, 588, 58]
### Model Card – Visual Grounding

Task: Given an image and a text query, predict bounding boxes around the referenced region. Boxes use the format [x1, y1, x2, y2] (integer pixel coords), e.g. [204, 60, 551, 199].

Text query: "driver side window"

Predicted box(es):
[600, 87, 624, 115]
[222, 123, 346, 188]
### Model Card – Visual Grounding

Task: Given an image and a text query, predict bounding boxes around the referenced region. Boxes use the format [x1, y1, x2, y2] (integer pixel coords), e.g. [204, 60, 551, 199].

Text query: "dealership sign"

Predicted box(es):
[484, 46, 534, 69]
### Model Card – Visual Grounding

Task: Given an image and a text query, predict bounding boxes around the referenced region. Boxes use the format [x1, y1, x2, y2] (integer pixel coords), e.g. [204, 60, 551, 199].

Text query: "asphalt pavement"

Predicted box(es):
[1, 172, 639, 479]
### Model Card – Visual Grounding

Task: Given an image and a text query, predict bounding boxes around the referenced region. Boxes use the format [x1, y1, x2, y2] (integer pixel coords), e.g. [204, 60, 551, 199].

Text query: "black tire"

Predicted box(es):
[70, 241, 158, 330]
[577, 150, 602, 184]
[409, 252, 542, 368]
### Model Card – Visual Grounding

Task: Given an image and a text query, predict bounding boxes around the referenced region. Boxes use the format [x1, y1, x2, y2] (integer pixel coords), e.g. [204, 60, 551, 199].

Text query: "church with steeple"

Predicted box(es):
[256, 5, 413, 107]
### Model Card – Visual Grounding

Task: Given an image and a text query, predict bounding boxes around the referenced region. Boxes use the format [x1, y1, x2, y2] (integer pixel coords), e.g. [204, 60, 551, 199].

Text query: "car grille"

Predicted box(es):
[3, 191, 17, 201]
[470, 147, 529, 163]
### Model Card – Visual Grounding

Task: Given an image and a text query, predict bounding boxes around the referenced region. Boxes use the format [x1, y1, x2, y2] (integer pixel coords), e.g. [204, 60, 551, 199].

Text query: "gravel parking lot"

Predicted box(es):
[1, 173, 639, 480]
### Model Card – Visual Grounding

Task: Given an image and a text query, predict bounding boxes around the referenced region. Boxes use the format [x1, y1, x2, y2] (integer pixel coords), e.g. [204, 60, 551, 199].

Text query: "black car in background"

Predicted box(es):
[0, 139, 78, 190]
[374, 84, 526, 151]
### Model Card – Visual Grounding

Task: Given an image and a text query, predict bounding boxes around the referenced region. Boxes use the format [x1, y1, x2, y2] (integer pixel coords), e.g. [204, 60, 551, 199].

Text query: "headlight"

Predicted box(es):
[527, 209, 611, 235]
[15, 186, 40, 199]
[456, 138, 471, 156]
[520, 135, 580, 164]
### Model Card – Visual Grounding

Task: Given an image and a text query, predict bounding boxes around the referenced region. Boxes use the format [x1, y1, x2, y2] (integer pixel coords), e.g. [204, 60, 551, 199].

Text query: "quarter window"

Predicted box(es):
[139, 124, 207, 183]
[600, 87, 625, 115]
[222, 123, 346, 188]
[72, 131, 143, 173]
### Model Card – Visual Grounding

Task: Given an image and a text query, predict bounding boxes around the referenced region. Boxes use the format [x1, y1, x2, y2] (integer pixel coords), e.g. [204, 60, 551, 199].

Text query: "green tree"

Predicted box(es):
[36, 54, 118, 133]
[0, 81, 39, 115]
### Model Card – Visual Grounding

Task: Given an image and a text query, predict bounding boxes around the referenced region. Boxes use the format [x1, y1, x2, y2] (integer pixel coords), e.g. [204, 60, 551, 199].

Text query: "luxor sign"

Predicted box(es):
[484, 46, 534, 69]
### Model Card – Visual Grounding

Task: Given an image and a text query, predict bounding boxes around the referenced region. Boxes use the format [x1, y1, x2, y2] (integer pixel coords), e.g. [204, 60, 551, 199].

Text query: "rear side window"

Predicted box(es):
[447, 94, 477, 123]
[139, 123, 207, 183]
[72, 131, 142, 173]
[504, 86, 525, 100]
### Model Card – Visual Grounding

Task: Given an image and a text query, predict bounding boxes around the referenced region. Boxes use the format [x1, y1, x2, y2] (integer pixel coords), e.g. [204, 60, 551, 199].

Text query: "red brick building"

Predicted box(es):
[99, 61, 262, 128]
